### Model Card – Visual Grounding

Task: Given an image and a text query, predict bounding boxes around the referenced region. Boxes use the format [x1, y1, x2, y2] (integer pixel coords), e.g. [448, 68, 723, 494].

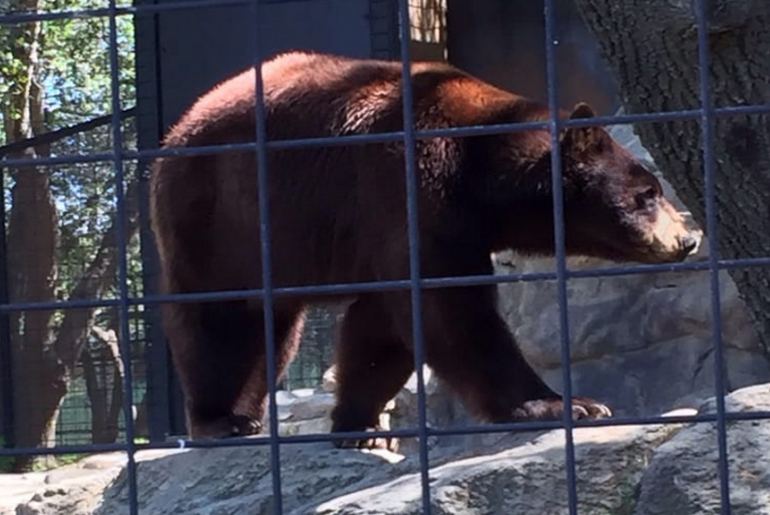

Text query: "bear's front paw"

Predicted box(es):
[333, 426, 399, 453]
[512, 397, 612, 421]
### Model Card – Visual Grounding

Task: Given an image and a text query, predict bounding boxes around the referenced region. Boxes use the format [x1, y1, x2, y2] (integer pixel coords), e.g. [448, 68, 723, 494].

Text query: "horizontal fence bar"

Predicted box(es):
[0, 108, 135, 158]
[3, 409, 770, 457]
[0, 0, 252, 25]
[2, 104, 769, 169]
[3, 256, 770, 313]
[0, 0, 417, 24]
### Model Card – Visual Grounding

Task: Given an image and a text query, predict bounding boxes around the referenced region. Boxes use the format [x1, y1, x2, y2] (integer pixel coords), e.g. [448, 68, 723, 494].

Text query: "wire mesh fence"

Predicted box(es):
[0, 0, 769, 514]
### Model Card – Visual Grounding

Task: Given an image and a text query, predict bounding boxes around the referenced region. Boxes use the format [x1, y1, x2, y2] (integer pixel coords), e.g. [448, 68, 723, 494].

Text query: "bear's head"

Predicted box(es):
[479, 103, 700, 264]
[557, 104, 700, 264]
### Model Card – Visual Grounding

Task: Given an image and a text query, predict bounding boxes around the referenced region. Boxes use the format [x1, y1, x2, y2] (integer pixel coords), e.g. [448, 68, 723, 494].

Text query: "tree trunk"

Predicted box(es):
[8, 185, 139, 470]
[3, 0, 62, 471]
[574, 0, 770, 359]
[83, 324, 124, 444]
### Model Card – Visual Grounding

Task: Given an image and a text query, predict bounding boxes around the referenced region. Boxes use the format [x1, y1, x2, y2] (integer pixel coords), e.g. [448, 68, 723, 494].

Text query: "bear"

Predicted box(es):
[149, 51, 699, 447]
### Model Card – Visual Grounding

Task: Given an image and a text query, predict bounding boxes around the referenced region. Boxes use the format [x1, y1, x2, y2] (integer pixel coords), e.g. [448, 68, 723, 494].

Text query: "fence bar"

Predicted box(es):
[107, 2, 139, 514]
[2, 2, 769, 513]
[396, 0, 432, 512]
[2, 103, 770, 170]
[5, 408, 770, 458]
[0, 108, 135, 158]
[6, 255, 770, 314]
[0, 0, 361, 25]
[694, 1, 732, 513]
[543, 1, 580, 513]
[0, 167, 14, 449]
[250, 1, 284, 513]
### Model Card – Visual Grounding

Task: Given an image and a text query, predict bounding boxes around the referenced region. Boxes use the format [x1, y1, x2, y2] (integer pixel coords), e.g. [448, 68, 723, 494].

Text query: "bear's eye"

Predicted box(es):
[634, 187, 658, 210]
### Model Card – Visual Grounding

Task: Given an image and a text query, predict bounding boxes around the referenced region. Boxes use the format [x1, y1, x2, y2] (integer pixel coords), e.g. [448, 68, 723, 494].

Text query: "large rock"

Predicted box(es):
[315, 417, 688, 515]
[635, 384, 770, 515]
[8, 420, 684, 515]
[7, 385, 770, 515]
[98, 445, 407, 515]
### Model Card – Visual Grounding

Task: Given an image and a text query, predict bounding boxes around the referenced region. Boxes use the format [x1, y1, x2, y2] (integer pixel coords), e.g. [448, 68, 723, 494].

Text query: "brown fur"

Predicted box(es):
[150, 52, 697, 441]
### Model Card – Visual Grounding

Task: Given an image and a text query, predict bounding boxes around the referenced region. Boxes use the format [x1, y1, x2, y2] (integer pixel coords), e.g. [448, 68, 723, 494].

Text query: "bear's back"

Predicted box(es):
[161, 51, 525, 149]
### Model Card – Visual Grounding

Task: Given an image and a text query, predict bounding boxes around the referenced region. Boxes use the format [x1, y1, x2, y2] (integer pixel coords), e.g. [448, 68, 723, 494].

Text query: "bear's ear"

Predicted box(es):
[569, 102, 596, 120]
[561, 103, 606, 154]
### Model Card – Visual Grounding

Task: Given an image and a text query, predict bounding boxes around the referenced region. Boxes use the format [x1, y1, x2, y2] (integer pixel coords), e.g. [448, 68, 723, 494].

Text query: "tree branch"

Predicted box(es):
[53, 180, 140, 371]
[0, 108, 136, 158]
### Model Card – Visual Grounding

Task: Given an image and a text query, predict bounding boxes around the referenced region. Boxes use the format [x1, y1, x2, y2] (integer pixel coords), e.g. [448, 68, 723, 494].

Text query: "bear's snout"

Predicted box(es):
[677, 233, 700, 257]
[641, 200, 702, 263]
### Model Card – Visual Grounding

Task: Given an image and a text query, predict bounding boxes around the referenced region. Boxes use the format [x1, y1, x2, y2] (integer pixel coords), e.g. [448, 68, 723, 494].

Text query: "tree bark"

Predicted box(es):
[3, 0, 61, 471]
[9, 183, 139, 470]
[83, 323, 124, 444]
[574, 0, 770, 359]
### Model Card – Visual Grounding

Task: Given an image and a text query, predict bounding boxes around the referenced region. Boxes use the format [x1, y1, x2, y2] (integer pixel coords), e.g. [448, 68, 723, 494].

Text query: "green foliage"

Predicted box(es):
[1, 0, 139, 301]
[1, 0, 136, 137]
[0, 436, 13, 472]
[51, 453, 88, 468]
[38, 5, 136, 129]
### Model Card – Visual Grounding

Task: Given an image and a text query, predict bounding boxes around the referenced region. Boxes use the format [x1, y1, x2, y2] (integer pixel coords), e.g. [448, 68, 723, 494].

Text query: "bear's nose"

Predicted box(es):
[678, 234, 699, 255]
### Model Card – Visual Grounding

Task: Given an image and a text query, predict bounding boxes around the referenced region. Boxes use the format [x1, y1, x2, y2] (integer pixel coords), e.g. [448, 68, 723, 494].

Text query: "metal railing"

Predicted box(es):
[1, 0, 770, 514]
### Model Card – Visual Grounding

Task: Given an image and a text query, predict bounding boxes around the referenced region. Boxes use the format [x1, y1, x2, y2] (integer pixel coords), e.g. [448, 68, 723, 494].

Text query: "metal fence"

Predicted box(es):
[1, 0, 770, 514]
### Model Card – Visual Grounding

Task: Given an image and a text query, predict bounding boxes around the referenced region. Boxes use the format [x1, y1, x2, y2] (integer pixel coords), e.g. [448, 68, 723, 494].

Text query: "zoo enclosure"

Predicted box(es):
[0, 0, 769, 514]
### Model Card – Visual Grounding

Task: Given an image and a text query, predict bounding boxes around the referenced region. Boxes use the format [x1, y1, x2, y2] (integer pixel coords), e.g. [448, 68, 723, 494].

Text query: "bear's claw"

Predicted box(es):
[333, 426, 399, 453]
[512, 397, 612, 421]
[229, 415, 263, 436]
[189, 414, 263, 439]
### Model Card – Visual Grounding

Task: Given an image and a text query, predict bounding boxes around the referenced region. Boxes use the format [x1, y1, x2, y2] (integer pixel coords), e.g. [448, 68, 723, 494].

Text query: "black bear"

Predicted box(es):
[150, 52, 698, 446]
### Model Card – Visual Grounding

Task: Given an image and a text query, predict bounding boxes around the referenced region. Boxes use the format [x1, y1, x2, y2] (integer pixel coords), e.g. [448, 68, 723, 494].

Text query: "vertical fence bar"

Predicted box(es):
[694, 1, 732, 513]
[0, 168, 14, 449]
[107, 2, 139, 513]
[543, 1, 579, 513]
[134, 0, 172, 441]
[251, 1, 283, 513]
[396, 0, 432, 512]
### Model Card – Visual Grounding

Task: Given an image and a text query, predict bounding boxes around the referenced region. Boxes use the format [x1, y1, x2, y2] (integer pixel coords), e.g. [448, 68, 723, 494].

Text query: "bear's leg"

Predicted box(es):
[331, 295, 413, 451]
[414, 286, 611, 423]
[168, 300, 303, 439]
[233, 307, 306, 430]
[165, 300, 262, 439]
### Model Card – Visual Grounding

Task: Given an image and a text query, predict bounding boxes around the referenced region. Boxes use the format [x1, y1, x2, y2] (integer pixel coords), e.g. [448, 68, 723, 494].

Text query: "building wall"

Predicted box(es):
[148, 0, 374, 133]
[446, 0, 619, 115]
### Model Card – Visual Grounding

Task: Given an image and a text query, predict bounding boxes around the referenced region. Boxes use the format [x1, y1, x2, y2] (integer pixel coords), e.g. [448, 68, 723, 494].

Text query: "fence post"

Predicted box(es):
[0, 167, 14, 449]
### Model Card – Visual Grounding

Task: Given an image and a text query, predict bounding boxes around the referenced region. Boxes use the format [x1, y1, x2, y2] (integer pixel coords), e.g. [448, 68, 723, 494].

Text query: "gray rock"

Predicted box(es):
[635, 384, 770, 515]
[321, 365, 337, 393]
[10, 454, 126, 515]
[313, 417, 687, 514]
[277, 390, 336, 421]
[94, 444, 408, 515]
[9, 385, 770, 515]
